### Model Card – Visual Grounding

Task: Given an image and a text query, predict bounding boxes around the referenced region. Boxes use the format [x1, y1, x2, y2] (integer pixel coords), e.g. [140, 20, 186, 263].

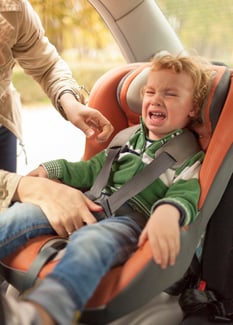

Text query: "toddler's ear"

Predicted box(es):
[188, 106, 198, 118]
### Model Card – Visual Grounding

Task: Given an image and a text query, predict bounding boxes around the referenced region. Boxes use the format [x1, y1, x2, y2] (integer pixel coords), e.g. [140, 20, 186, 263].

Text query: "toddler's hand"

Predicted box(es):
[138, 204, 180, 269]
[28, 165, 48, 178]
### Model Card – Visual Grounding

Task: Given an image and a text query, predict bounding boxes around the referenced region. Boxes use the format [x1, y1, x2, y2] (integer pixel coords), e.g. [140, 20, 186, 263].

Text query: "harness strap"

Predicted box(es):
[101, 152, 175, 216]
[84, 147, 121, 201]
[85, 129, 201, 217]
[85, 124, 141, 201]
[0, 237, 67, 293]
[21, 238, 67, 292]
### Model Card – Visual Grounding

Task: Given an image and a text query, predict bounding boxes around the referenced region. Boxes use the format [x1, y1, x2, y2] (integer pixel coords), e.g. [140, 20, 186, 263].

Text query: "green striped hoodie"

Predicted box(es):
[43, 120, 204, 226]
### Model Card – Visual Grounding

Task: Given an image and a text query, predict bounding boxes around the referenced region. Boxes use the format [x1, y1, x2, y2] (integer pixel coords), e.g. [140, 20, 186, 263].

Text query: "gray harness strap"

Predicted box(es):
[85, 128, 201, 217]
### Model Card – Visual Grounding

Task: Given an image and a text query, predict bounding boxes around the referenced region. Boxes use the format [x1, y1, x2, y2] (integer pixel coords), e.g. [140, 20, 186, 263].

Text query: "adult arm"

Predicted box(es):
[13, 176, 103, 236]
[0, 170, 102, 236]
[10, 0, 113, 141]
[0, 170, 21, 212]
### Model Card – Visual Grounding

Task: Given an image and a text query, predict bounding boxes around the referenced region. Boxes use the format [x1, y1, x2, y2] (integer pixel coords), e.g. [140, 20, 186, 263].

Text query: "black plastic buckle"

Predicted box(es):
[94, 195, 112, 219]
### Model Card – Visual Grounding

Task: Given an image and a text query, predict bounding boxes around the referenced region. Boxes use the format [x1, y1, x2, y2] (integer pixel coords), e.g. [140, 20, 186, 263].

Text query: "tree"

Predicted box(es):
[158, 0, 233, 63]
[30, 0, 114, 55]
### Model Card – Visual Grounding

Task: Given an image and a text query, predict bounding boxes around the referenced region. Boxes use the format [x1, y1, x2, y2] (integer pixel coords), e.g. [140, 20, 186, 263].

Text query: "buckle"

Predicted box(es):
[94, 196, 112, 218]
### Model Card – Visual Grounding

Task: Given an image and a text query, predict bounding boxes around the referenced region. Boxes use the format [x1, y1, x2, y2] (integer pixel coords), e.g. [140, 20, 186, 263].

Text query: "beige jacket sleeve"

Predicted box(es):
[0, 170, 22, 212]
[1, 0, 79, 109]
[0, 0, 81, 139]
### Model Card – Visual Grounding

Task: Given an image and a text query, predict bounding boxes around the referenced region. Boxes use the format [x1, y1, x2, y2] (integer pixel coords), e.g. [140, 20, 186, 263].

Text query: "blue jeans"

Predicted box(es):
[28, 215, 142, 324]
[0, 202, 143, 324]
[0, 202, 56, 259]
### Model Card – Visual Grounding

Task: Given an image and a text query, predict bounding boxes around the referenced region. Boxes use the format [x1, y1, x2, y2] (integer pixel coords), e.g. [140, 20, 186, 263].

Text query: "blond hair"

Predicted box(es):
[150, 52, 213, 125]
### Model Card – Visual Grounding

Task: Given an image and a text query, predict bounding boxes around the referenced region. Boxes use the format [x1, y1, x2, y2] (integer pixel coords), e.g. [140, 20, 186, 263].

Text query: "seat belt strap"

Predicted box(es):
[85, 147, 121, 201]
[98, 152, 175, 216]
[85, 129, 201, 217]
[85, 125, 141, 201]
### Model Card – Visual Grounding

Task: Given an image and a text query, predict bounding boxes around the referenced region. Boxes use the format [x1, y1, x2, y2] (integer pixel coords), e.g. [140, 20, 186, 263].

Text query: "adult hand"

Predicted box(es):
[14, 176, 103, 237]
[60, 92, 114, 142]
[138, 204, 180, 269]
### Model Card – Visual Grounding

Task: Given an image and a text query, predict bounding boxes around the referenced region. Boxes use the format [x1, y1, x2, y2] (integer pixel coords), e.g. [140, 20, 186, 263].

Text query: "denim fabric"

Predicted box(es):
[0, 201, 143, 323]
[28, 215, 142, 324]
[0, 202, 56, 258]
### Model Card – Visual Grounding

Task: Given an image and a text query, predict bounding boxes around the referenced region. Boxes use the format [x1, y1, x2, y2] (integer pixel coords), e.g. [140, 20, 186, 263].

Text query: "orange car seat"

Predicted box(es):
[1, 62, 232, 324]
[81, 62, 233, 324]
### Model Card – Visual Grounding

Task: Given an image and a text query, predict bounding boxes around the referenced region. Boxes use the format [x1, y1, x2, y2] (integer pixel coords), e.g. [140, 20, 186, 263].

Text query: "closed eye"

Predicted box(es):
[144, 88, 155, 95]
[164, 91, 177, 97]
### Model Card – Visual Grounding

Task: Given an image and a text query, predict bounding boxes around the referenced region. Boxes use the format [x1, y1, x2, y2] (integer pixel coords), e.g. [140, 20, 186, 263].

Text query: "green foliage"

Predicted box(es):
[13, 59, 123, 105]
[29, 0, 233, 64]
[29, 0, 114, 53]
[16, 0, 233, 105]
[157, 0, 233, 64]
[13, 70, 48, 105]
[14, 1, 123, 105]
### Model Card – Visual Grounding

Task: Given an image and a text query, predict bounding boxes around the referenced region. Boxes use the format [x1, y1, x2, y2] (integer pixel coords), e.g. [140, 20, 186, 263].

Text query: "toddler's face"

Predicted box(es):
[142, 69, 196, 140]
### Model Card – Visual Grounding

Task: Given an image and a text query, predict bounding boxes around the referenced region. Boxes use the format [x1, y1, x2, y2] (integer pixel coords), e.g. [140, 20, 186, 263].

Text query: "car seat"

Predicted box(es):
[80, 61, 233, 324]
[1, 62, 232, 325]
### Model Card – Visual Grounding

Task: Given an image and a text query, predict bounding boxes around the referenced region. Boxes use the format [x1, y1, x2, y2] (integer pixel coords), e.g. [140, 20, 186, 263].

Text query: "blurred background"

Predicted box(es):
[16, 0, 233, 173]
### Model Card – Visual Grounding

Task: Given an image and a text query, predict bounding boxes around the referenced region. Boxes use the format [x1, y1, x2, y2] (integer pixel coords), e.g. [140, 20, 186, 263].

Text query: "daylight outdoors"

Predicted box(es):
[16, 0, 233, 173]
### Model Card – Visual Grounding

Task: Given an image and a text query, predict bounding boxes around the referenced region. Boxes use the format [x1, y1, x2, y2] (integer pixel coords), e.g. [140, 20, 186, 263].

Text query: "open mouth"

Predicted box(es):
[149, 111, 166, 120]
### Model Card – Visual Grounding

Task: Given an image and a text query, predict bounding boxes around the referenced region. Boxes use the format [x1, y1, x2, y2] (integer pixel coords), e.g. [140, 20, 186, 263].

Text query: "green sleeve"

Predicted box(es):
[154, 178, 201, 226]
[152, 151, 204, 226]
[42, 151, 106, 189]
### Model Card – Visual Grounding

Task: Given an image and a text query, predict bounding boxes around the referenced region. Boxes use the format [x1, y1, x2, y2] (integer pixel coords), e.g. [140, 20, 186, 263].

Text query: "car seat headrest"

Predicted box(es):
[191, 65, 230, 149]
[117, 63, 230, 150]
[117, 63, 151, 126]
[118, 67, 150, 114]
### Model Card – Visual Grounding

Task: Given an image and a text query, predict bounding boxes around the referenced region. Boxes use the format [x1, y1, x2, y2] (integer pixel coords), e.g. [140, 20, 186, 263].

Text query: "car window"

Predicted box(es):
[157, 0, 233, 65]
